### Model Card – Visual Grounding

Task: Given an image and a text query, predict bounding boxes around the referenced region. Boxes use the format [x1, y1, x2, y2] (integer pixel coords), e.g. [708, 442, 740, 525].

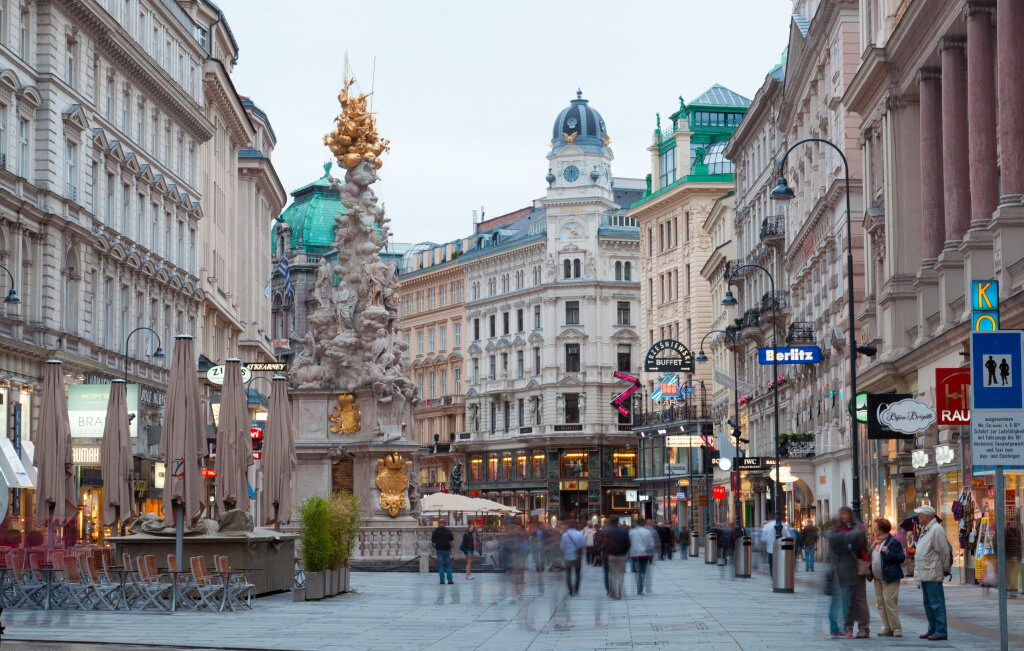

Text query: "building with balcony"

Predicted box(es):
[455, 92, 645, 523]
[628, 85, 750, 525]
[843, 0, 1024, 586]
[398, 239, 466, 492]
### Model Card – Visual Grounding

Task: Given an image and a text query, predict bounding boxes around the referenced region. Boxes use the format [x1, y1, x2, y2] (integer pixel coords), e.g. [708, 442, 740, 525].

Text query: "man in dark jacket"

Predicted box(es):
[657, 523, 672, 560]
[801, 519, 820, 571]
[431, 524, 454, 585]
[602, 516, 630, 599]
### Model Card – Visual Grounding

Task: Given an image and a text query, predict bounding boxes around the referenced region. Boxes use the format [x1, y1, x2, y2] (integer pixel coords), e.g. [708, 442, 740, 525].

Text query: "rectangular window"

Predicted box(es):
[439, 325, 446, 350]
[617, 301, 630, 325]
[106, 80, 114, 120]
[428, 372, 435, 399]
[176, 220, 183, 266]
[472, 359, 479, 384]
[19, 10, 28, 60]
[516, 308, 523, 332]
[617, 344, 631, 373]
[565, 343, 580, 373]
[489, 314, 495, 338]
[440, 370, 447, 396]
[122, 93, 130, 131]
[488, 355, 496, 379]
[89, 162, 97, 212]
[565, 300, 579, 325]
[518, 400, 524, 427]
[137, 193, 145, 245]
[564, 393, 580, 423]
[454, 368, 461, 394]
[122, 185, 130, 231]
[534, 347, 540, 375]
[417, 331, 423, 355]
[501, 352, 508, 374]
[454, 322, 461, 347]
[504, 403, 510, 431]
[17, 118, 28, 177]
[534, 305, 541, 329]
[502, 312, 509, 335]
[64, 142, 76, 200]
[517, 351, 524, 379]
[428, 328, 434, 352]
[659, 147, 677, 188]
[66, 41, 76, 87]
[473, 318, 479, 341]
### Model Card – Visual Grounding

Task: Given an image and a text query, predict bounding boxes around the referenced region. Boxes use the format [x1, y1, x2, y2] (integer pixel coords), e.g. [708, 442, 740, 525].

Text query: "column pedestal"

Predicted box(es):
[989, 201, 1024, 289]
[934, 247, 965, 332]
[959, 226, 995, 299]
[912, 264, 940, 347]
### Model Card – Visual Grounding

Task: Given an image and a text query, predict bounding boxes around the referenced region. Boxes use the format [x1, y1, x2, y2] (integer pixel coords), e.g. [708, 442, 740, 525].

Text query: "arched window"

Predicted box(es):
[614, 261, 622, 281]
[573, 259, 581, 278]
[563, 259, 571, 279]
[63, 247, 80, 335]
[271, 292, 283, 340]
[624, 261, 632, 281]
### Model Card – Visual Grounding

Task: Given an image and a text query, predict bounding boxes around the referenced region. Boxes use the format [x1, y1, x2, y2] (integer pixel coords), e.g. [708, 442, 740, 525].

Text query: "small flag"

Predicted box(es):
[276, 256, 292, 296]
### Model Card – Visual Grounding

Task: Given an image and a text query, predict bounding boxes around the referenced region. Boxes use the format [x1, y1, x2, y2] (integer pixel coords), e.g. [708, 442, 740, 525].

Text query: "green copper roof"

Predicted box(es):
[273, 162, 347, 255]
[688, 85, 751, 109]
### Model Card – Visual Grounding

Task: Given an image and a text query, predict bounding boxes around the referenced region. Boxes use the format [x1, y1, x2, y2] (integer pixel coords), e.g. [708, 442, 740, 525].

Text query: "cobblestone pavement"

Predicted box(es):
[0, 554, 1020, 650]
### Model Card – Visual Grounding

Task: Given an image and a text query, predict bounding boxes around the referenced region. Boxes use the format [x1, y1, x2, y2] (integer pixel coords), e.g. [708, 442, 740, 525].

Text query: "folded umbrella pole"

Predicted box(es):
[35, 360, 76, 548]
[100, 380, 133, 537]
[261, 376, 296, 532]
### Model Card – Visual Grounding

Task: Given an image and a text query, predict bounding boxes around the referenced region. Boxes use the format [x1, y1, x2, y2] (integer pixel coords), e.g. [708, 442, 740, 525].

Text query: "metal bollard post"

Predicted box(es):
[689, 530, 700, 557]
[735, 535, 752, 578]
[704, 532, 718, 564]
[772, 537, 795, 593]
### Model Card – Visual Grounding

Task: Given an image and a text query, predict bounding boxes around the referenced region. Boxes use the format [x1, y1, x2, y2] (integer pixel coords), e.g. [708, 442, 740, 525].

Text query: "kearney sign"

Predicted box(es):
[758, 346, 822, 364]
[643, 339, 695, 373]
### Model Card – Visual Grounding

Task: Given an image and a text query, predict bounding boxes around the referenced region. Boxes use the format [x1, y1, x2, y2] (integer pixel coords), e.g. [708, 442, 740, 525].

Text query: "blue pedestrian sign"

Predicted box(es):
[971, 331, 1023, 410]
[758, 346, 822, 364]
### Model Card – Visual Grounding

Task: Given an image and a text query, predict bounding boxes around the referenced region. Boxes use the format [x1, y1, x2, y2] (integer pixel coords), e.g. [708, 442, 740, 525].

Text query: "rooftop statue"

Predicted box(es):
[290, 78, 416, 415]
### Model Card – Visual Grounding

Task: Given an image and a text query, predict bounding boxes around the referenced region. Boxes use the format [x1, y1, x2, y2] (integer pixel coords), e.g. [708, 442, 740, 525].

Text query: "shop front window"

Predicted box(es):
[469, 455, 482, 482]
[516, 452, 527, 479]
[487, 453, 499, 481]
[531, 452, 545, 479]
[501, 453, 513, 480]
[561, 450, 589, 478]
[612, 448, 636, 477]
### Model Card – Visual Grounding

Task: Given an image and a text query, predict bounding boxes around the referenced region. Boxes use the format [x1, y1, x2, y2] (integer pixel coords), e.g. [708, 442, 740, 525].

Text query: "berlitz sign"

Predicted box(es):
[758, 346, 822, 364]
[643, 340, 695, 373]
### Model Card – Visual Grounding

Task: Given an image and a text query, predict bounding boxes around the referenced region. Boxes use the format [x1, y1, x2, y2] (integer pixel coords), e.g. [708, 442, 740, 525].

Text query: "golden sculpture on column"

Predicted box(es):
[328, 394, 361, 435]
[375, 452, 412, 517]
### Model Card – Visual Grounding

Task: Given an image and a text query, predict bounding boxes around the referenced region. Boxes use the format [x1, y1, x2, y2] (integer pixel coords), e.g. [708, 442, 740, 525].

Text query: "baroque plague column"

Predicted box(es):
[287, 78, 422, 561]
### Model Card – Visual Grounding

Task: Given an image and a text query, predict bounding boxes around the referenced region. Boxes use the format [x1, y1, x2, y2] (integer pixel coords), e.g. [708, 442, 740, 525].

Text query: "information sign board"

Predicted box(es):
[971, 331, 1024, 466]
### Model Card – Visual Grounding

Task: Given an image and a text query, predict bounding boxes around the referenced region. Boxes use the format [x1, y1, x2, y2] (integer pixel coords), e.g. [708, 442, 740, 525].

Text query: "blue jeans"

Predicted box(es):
[921, 581, 947, 637]
[679, 542, 688, 559]
[437, 550, 452, 582]
[634, 556, 652, 594]
[829, 584, 854, 634]
[804, 545, 815, 571]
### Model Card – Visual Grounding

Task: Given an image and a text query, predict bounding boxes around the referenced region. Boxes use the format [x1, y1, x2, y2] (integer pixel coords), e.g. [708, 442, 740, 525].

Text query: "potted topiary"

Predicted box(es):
[298, 496, 332, 599]
[27, 529, 44, 547]
[3, 528, 21, 547]
[328, 491, 362, 593]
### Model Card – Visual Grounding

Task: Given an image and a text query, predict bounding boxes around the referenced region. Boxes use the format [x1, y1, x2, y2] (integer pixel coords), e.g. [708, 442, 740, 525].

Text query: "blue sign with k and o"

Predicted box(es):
[971, 331, 1024, 410]
[758, 346, 822, 364]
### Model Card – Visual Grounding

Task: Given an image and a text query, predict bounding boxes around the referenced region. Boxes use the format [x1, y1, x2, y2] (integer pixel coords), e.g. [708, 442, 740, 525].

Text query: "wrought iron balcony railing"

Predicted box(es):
[759, 215, 785, 241]
[761, 290, 788, 313]
[786, 321, 816, 344]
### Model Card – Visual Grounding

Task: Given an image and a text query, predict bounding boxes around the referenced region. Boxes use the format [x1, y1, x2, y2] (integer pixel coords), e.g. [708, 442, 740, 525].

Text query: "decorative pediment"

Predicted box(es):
[152, 174, 168, 194]
[556, 327, 586, 341]
[0, 69, 19, 94]
[123, 152, 141, 174]
[168, 273, 182, 290]
[484, 341, 497, 351]
[125, 250, 142, 268]
[556, 374, 583, 386]
[447, 352, 462, 361]
[611, 328, 640, 341]
[512, 335, 525, 345]
[141, 258, 156, 275]
[61, 104, 89, 134]
[16, 84, 41, 110]
[422, 355, 435, 365]
[91, 128, 109, 152]
[528, 331, 544, 343]
[107, 140, 125, 162]
[525, 379, 540, 389]
[138, 164, 154, 184]
[411, 358, 422, 367]
[559, 243, 581, 253]
[498, 337, 511, 347]
[467, 342, 481, 354]
[110, 241, 128, 259]
[465, 387, 479, 397]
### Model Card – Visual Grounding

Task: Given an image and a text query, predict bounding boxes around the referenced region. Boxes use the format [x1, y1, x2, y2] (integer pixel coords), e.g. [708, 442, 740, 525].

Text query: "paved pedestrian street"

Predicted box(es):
[1, 556, 1020, 650]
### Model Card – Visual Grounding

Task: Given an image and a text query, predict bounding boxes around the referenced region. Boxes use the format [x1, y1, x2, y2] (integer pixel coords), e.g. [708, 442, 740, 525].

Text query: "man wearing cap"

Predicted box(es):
[913, 505, 950, 641]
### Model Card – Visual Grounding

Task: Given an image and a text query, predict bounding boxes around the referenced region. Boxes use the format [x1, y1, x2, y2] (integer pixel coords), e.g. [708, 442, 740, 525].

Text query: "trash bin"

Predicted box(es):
[689, 530, 700, 557]
[772, 536, 795, 593]
[735, 535, 752, 578]
[704, 532, 718, 564]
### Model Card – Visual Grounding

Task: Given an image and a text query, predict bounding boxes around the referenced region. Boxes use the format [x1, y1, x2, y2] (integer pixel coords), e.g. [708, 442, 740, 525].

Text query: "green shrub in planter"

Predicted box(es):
[299, 496, 332, 599]
[328, 491, 362, 570]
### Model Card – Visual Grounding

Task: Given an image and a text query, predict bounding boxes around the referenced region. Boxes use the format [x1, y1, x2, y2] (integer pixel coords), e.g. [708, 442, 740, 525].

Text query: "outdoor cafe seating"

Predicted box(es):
[0, 547, 257, 611]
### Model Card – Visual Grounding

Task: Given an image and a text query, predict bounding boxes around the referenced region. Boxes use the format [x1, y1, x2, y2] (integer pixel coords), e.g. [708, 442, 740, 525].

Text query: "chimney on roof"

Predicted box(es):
[472, 209, 478, 225]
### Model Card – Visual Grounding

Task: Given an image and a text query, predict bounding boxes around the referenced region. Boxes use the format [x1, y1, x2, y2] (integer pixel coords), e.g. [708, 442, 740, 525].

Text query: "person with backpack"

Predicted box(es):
[912, 505, 951, 641]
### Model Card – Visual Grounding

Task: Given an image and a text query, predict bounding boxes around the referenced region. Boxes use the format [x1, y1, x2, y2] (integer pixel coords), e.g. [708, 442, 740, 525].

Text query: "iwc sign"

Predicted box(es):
[643, 339, 695, 373]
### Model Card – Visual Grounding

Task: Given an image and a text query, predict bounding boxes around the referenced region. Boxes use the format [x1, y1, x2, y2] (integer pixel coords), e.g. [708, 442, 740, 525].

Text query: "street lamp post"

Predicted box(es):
[0, 263, 21, 304]
[722, 264, 782, 542]
[123, 327, 166, 384]
[771, 137, 873, 522]
[696, 328, 744, 531]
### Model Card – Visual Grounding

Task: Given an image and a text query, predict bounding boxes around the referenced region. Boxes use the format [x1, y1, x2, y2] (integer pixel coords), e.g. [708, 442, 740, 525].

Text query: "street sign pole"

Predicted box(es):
[996, 466, 1007, 651]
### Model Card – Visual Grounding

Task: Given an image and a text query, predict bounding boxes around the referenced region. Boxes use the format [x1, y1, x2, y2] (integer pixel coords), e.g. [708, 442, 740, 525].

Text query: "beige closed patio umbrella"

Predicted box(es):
[159, 335, 207, 565]
[34, 359, 76, 547]
[260, 376, 296, 530]
[215, 358, 253, 515]
[99, 379, 133, 533]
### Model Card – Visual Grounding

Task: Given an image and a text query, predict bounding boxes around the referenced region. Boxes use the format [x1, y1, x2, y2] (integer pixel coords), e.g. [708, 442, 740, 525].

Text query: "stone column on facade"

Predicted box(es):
[917, 69, 945, 263]
[990, 0, 1024, 288]
[960, 3, 998, 295]
[935, 38, 968, 331]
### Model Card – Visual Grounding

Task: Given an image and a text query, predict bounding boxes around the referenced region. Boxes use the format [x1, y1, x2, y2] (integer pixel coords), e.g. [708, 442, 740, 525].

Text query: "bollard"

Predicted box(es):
[704, 532, 718, 564]
[735, 535, 752, 578]
[772, 536, 796, 593]
[689, 530, 700, 557]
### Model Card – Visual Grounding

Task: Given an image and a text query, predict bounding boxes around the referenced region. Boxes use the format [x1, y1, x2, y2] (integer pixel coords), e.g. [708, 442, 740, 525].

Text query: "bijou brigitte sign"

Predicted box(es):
[867, 394, 937, 439]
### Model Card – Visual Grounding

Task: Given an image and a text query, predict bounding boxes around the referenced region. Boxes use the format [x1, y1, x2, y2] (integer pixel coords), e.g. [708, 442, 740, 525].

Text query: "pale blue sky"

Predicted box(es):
[218, 0, 793, 245]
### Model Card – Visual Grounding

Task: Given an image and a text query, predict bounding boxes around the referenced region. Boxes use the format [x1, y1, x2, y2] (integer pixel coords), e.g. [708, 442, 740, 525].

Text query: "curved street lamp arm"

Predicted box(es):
[124, 326, 165, 383]
[0, 263, 15, 289]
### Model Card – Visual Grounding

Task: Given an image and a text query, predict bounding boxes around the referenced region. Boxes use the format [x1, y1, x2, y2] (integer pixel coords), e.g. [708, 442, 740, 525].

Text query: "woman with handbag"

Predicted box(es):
[825, 506, 870, 638]
[460, 523, 476, 580]
[870, 517, 906, 637]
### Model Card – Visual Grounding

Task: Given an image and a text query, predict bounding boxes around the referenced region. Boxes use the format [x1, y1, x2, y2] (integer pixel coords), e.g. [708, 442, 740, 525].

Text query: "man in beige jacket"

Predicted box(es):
[912, 505, 951, 641]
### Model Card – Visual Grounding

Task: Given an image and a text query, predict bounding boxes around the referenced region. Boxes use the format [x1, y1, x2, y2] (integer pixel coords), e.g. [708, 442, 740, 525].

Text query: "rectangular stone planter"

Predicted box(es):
[292, 586, 305, 602]
[305, 571, 325, 600]
[340, 566, 350, 593]
[324, 568, 334, 596]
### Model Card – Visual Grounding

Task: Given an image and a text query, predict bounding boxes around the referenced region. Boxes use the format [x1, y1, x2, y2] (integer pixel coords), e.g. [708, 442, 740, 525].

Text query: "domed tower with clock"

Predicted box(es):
[545, 89, 615, 202]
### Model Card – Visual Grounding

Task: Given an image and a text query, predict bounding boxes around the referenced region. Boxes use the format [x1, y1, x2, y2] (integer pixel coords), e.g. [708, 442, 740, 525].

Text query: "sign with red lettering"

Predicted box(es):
[936, 367, 970, 425]
[712, 486, 726, 500]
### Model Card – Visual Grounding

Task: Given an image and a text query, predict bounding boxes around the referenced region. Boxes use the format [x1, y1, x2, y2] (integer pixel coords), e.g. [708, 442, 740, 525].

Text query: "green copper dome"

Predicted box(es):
[272, 162, 347, 255]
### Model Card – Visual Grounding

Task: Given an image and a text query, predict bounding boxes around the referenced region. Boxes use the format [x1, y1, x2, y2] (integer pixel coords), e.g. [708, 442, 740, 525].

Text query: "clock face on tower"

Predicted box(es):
[563, 165, 580, 183]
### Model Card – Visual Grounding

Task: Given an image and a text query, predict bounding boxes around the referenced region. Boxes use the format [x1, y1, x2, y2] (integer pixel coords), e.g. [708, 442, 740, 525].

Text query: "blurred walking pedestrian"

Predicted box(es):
[913, 505, 951, 641]
[604, 515, 630, 599]
[629, 519, 657, 595]
[678, 523, 690, 559]
[560, 520, 585, 596]
[431, 522, 454, 585]
[801, 518, 819, 571]
[657, 522, 672, 560]
[583, 520, 597, 565]
[824, 506, 869, 638]
[460, 523, 476, 580]
[870, 517, 905, 638]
